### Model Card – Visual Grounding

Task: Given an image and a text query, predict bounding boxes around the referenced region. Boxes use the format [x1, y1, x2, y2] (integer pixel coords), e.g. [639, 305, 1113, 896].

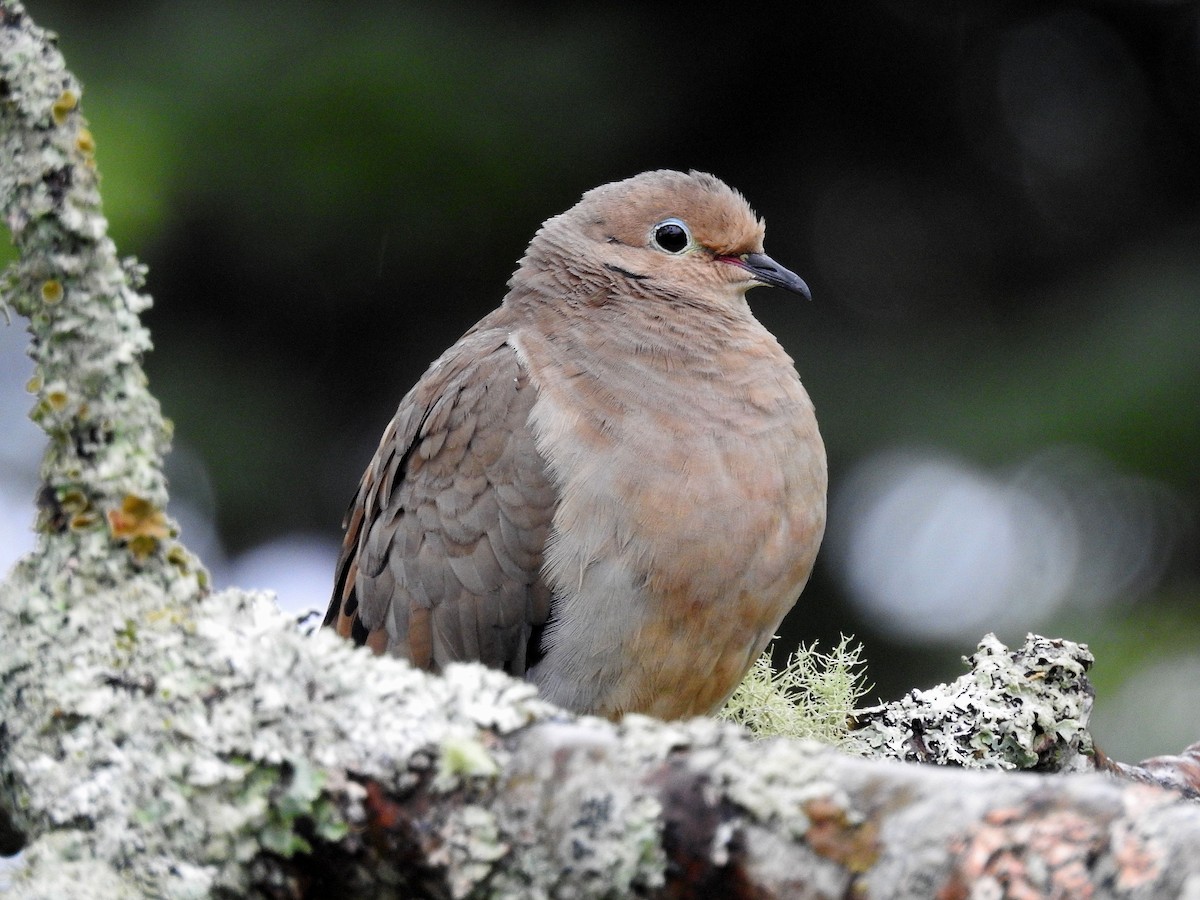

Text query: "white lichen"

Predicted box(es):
[492, 717, 670, 897]
[849, 633, 1095, 770]
[0, 580, 553, 894]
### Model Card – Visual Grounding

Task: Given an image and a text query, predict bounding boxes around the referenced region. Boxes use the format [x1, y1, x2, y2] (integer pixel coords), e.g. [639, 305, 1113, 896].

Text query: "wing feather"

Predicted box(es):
[324, 311, 557, 675]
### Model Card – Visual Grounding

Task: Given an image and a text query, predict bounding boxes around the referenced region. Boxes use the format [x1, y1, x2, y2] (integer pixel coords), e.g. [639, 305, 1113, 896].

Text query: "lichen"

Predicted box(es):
[492, 717, 670, 897]
[719, 635, 871, 747]
[434, 734, 502, 792]
[432, 805, 508, 899]
[0, 579, 552, 894]
[704, 728, 849, 841]
[849, 633, 1095, 770]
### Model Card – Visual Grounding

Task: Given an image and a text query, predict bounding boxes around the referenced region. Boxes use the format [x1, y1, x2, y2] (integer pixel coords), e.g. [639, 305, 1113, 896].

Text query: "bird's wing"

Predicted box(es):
[324, 314, 557, 675]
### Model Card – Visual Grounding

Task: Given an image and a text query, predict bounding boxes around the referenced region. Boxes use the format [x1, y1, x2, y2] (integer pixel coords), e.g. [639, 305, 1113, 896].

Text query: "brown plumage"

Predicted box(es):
[325, 170, 827, 720]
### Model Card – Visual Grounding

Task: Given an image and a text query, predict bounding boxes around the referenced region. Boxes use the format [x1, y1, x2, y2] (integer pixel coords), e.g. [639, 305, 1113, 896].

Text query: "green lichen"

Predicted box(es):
[252, 759, 331, 858]
[491, 717, 671, 897]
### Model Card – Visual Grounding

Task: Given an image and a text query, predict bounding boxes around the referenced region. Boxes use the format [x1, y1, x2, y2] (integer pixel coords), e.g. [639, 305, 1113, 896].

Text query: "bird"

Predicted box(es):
[324, 170, 827, 721]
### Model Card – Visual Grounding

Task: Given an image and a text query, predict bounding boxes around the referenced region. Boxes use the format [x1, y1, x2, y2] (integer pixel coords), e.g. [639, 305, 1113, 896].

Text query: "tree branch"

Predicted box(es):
[2, 3, 1198, 897]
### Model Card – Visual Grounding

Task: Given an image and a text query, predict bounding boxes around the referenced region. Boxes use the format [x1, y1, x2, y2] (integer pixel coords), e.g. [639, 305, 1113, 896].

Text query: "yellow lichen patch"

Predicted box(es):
[127, 534, 157, 560]
[59, 488, 90, 514]
[75, 127, 95, 156]
[51, 89, 78, 125]
[107, 494, 171, 560]
[41, 279, 64, 304]
[70, 511, 100, 531]
[165, 543, 209, 592]
[46, 389, 69, 411]
[145, 604, 190, 628]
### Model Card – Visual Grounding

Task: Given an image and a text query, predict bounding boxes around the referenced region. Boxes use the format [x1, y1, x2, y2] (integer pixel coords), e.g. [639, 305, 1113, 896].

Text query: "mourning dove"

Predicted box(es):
[325, 170, 826, 720]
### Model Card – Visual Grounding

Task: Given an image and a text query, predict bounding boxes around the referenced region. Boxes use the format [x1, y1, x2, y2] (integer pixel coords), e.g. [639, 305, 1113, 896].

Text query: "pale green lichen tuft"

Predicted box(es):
[720, 635, 872, 749]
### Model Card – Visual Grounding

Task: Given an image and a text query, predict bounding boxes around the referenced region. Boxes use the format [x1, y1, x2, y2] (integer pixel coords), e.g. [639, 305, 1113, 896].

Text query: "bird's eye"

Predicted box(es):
[651, 219, 691, 254]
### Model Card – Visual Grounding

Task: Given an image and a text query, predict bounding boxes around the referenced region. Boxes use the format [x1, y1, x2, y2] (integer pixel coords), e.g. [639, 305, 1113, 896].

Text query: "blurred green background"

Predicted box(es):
[3, 0, 1199, 760]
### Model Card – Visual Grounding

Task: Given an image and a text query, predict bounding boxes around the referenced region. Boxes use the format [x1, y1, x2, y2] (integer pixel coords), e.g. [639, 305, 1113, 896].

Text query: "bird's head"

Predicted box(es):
[517, 170, 810, 307]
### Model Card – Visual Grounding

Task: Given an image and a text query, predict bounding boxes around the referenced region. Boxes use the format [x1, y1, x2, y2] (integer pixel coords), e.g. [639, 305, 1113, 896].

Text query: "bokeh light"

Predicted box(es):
[827, 447, 1186, 641]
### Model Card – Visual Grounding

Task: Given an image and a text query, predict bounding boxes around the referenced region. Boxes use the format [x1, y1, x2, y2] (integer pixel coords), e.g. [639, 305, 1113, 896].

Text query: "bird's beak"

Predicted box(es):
[733, 252, 812, 300]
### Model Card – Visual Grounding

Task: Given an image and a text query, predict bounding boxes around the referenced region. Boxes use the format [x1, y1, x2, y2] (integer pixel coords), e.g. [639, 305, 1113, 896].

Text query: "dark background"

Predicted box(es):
[5, 0, 1199, 759]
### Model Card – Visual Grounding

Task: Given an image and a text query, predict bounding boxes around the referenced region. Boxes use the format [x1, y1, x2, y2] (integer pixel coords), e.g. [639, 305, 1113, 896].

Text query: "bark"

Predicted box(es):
[1, 3, 1199, 897]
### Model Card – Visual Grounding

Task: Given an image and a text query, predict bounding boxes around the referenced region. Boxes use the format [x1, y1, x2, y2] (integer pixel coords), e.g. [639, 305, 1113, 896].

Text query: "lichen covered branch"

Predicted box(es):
[0, 0, 203, 584]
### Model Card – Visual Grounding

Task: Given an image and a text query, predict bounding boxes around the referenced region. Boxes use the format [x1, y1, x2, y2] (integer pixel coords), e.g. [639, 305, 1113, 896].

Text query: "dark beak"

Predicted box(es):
[739, 252, 811, 300]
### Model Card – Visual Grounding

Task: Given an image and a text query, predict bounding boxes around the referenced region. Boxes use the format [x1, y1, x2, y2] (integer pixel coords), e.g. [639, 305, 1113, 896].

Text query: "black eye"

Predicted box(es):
[652, 219, 690, 254]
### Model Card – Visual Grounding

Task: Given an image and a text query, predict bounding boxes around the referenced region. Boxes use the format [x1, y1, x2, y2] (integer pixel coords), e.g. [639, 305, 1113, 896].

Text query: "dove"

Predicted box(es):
[325, 170, 826, 720]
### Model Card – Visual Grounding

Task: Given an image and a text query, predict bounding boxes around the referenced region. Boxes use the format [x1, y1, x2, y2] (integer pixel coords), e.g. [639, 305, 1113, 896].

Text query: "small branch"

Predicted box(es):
[0, 0, 205, 590]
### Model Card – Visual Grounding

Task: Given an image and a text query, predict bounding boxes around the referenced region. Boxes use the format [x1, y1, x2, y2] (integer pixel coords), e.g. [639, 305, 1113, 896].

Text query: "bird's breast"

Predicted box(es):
[513, 316, 827, 718]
